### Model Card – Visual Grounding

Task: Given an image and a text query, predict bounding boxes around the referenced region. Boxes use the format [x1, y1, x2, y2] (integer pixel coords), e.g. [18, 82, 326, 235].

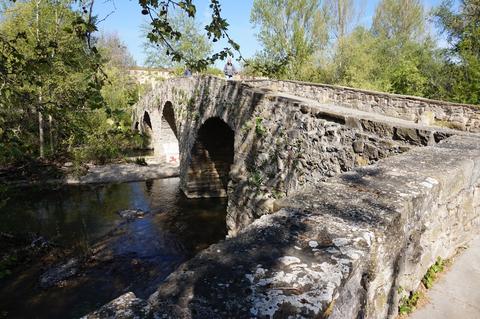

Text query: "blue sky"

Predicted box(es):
[93, 0, 449, 67]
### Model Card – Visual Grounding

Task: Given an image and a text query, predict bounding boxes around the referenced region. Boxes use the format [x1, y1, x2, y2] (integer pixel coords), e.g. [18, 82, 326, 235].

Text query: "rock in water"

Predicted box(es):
[81, 292, 150, 319]
[117, 209, 145, 221]
[39, 258, 79, 289]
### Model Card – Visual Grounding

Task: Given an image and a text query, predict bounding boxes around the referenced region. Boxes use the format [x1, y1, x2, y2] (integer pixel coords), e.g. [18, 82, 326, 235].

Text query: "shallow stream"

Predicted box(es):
[0, 178, 227, 319]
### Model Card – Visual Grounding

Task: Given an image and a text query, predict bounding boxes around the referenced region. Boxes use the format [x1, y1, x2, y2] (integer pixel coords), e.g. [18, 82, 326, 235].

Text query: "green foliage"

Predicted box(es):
[397, 257, 447, 315]
[140, 0, 241, 70]
[433, 0, 480, 104]
[69, 107, 144, 165]
[271, 189, 284, 199]
[249, 0, 479, 105]
[255, 117, 267, 136]
[422, 257, 446, 289]
[0, 1, 105, 164]
[372, 0, 425, 40]
[201, 67, 223, 77]
[0, 3, 143, 168]
[398, 290, 422, 315]
[249, 171, 264, 188]
[143, 9, 212, 68]
[249, 0, 329, 80]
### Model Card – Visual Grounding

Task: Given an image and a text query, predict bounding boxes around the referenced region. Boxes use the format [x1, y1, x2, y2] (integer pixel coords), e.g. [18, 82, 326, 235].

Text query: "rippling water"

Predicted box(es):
[0, 178, 227, 319]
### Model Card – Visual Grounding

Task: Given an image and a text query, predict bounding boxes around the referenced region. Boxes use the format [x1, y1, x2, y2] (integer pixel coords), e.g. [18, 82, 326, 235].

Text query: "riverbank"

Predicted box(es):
[0, 157, 179, 188]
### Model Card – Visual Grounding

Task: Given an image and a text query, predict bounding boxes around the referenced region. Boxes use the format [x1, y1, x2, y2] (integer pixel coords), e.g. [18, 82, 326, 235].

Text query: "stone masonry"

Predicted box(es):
[133, 76, 464, 236]
[247, 79, 480, 132]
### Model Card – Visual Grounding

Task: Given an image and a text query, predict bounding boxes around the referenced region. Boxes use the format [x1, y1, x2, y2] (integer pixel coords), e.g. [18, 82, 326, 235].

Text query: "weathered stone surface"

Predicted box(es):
[81, 292, 150, 319]
[119, 134, 480, 319]
[39, 258, 79, 288]
[117, 209, 146, 220]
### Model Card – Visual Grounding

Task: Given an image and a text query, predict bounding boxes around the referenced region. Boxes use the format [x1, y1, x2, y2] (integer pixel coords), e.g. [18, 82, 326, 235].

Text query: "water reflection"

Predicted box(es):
[0, 178, 227, 319]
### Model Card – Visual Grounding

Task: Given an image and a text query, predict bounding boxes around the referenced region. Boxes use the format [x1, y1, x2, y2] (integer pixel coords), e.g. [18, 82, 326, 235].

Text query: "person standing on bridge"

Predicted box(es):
[183, 68, 192, 77]
[223, 57, 237, 80]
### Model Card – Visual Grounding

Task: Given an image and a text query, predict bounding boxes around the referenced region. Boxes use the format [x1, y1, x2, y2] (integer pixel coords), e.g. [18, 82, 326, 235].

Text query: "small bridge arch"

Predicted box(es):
[184, 117, 235, 198]
[142, 111, 153, 149]
[157, 101, 180, 164]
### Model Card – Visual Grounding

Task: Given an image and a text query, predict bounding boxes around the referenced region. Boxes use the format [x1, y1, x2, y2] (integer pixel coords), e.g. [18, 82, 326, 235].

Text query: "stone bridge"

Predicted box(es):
[133, 76, 478, 236]
[94, 76, 480, 318]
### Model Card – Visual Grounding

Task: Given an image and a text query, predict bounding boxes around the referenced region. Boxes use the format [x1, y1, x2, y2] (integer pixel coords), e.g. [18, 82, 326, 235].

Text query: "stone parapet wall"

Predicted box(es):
[128, 67, 174, 88]
[85, 134, 480, 319]
[245, 79, 480, 132]
[226, 93, 418, 235]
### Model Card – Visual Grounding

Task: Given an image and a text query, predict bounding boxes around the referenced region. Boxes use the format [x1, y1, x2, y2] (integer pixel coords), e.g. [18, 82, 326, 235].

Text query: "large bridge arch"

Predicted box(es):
[133, 77, 270, 234]
[183, 117, 234, 198]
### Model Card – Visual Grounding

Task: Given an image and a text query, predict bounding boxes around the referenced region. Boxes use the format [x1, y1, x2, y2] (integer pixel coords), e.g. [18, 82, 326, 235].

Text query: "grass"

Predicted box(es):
[398, 256, 449, 316]
[398, 290, 423, 315]
[249, 171, 263, 188]
[255, 117, 267, 136]
[422, 257, 447, 289]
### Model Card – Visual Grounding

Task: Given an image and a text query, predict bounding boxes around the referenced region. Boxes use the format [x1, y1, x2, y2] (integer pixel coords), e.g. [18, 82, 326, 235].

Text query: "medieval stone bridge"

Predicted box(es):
[93, 76, 480, 318]
[133, 76, 479, 235]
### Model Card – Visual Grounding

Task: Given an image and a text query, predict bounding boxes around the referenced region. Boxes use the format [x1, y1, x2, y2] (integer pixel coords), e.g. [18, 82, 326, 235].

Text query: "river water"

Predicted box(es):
[0, 178, 227, 319]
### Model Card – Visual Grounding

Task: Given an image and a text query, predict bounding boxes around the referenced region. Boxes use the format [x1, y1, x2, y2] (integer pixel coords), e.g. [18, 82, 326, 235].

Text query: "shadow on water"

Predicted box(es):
[0, 178, 227, 319]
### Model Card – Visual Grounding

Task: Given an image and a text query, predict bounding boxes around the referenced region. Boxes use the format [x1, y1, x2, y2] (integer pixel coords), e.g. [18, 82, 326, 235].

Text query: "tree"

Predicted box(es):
[329, 26, 387, 90]
[372, 0, 425, 41]
[250, 0, 329, 79]
[97, 32, 136, 69]
[142, 10, 212, 68]
[97, 32, 139, 116]
[321, 0, 445, 98]
[3, 0, 242, 71]
[0, 0, 104, 163]
[326, 0, 360, 40]
[139, 0, 241, 70]
[433, 0, 480, 104]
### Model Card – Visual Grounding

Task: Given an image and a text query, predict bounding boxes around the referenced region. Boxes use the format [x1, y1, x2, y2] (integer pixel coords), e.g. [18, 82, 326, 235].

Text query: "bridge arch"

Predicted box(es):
[184, 117, 234, 198]
[142, 111, 153, 149]
[143, 111, 152, 131]
[156, 101, 179, 164]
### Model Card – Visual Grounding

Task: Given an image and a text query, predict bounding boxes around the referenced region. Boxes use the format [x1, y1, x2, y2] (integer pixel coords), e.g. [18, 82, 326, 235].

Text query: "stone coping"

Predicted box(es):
[243, 78, 480, 110]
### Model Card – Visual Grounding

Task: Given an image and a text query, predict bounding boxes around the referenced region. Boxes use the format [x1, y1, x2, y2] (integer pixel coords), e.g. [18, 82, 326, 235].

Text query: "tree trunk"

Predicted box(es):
[39, 109, 44, 158]
[49, 114, 54, 154]
[35, 0, 45, 158]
